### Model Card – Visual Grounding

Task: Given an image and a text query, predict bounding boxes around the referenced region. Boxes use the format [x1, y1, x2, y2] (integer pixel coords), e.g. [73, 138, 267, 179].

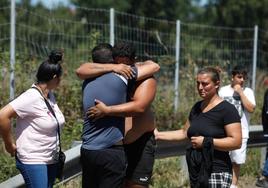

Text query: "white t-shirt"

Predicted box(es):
[219, 84, 256, 138]
[10, 86, 65, 164]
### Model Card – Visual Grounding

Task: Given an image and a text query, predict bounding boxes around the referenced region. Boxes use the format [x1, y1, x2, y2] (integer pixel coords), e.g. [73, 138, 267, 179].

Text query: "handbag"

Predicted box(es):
[32, 87, 66, 180]
[56, 150, 66, 179]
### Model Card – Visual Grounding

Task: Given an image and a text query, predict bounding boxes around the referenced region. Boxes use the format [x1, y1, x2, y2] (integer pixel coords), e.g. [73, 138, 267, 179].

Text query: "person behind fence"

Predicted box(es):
[154, 67, 242, 188]
[76, 42, 159, 188]
[255, 86, 268, 187]
[87, 43, 158, 188]
[219, 65, 256, 188]
[0, 50, 65, 188]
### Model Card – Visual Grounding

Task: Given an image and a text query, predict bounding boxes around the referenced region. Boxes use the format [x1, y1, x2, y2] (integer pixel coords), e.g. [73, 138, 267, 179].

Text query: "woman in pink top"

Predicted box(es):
[0, 50, 65, 188]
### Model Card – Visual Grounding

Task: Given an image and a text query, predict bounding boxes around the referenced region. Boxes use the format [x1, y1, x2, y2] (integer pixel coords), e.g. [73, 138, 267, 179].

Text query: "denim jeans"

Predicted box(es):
[262, 146, 268, 177]
[263, 160, 268, 177]
[16, 157, 58, 188]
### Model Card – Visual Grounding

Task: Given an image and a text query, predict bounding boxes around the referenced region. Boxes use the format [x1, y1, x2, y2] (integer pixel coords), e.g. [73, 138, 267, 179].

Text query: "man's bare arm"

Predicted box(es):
[88, 77, 157, 119]
[136, 60, 160, 81]
[76, 60, 160, 81]
[75, 62, 134, 80]
[233, 84, 255, 113]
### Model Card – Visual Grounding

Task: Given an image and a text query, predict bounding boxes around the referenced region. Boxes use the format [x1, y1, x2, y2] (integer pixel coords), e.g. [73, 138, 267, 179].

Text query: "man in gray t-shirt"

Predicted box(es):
[77, 43, 159, 188]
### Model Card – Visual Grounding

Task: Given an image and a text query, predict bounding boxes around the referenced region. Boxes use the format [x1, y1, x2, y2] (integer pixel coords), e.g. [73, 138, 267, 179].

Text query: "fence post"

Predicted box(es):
[174, 20, 181, 111]
[10, 0, 16, 100]
[110, 8, 115, 46]
[252, 25, 258, 91]
[174, 20, 188, 186]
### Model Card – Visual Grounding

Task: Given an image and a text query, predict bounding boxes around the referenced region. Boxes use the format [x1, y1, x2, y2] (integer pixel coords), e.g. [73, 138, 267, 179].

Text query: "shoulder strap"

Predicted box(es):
[31, 86, 62, 152]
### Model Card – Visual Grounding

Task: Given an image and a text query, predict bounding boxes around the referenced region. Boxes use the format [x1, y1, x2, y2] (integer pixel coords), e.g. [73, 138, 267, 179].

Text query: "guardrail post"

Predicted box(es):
[179, 156, 189, 186]
[260, 145, 268, 171]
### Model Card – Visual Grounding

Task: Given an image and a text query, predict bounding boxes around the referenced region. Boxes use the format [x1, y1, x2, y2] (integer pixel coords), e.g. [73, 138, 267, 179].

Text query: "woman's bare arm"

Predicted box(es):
[0, 104, 17, 156]
[154, 120, 190, 141]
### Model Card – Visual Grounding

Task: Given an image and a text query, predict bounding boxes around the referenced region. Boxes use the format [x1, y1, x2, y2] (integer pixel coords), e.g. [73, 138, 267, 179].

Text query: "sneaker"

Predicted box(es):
[256, 176, 268, 188]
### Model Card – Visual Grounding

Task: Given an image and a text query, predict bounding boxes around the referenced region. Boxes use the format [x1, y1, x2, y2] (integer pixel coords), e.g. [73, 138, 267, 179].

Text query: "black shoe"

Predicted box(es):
[256, 177, 268, 188]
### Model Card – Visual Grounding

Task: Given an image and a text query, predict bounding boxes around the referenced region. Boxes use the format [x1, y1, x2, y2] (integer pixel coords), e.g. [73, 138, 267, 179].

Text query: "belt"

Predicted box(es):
[113, 140, 123, 146]
[107, 140, 124, 149]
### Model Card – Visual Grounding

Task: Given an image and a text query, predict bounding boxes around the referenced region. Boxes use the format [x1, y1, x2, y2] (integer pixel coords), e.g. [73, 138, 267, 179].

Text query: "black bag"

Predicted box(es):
[44, 97, 66, 180]
[56, 151, 66, 179]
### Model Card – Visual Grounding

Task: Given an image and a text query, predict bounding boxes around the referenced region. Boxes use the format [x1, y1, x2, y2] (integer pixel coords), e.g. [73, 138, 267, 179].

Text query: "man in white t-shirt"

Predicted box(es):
[219, 65, 256, 188]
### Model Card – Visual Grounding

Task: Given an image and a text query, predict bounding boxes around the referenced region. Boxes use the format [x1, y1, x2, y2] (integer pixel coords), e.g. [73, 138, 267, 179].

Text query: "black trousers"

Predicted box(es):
[80, 146, 126, 188]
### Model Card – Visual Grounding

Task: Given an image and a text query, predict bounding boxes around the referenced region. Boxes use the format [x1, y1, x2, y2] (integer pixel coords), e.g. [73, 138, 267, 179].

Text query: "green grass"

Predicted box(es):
[151, 156, 189, 188]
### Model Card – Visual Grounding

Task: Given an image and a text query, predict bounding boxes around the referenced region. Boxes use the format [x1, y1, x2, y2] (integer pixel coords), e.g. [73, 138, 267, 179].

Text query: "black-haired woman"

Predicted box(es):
[0, 50, 65, 188]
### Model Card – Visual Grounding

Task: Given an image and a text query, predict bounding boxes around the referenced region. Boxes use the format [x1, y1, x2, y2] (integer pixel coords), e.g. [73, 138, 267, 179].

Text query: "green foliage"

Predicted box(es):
[56, 176, 82, 188]
[204, 0, 268, 28]
[151, 157, 183, 188]
[71, 0, 195, 21]
[241, 148, 261, 177]
[0, 150, 19, 183]
[72, 0, 130, 11]
[0, 52, 10, 107]
[56, 78, 83, 149]
[153, 88, 182, 130]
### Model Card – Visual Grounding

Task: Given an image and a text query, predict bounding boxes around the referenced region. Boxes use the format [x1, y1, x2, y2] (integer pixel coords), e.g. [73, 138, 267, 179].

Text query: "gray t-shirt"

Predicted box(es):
[81, 70, 136, 150]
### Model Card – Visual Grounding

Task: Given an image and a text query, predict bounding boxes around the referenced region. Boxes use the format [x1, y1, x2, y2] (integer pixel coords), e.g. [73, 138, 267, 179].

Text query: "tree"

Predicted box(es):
[203, 0, 268, 29]
[71, 0, 199, 22]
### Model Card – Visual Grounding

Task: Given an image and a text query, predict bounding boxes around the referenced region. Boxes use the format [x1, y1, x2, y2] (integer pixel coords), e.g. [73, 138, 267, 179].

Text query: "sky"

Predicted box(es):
[30, 0, 208, 9]
[31, 0, 71, 9]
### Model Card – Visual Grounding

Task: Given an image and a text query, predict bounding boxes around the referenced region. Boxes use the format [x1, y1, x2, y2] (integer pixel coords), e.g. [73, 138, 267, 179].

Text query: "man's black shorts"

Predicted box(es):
[124, 131, 156, 186]
[80, 145, 126, 188]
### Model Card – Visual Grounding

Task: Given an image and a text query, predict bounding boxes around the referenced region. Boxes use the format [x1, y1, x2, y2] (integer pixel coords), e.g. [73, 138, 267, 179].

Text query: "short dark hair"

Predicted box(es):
[36, 49, 63, 83]
[112, 42, 136, 60]
[231, 65, 248, 78]
[92, 43, 113, 63]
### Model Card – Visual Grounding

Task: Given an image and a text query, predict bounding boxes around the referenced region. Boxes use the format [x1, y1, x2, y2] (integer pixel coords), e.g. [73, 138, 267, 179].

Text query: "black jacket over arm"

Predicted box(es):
[186, 137, 214, 188]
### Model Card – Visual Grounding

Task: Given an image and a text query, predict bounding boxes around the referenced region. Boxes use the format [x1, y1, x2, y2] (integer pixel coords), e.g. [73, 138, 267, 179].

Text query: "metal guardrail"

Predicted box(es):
[0, 125, 267, 188]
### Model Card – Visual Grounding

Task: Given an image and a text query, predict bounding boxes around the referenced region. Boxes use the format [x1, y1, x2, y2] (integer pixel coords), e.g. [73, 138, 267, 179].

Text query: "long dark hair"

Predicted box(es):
[36, 50, 63, 83]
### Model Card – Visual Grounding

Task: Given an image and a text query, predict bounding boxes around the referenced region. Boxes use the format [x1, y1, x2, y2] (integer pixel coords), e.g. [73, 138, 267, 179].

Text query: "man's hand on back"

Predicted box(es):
[112, 64, 136, 79]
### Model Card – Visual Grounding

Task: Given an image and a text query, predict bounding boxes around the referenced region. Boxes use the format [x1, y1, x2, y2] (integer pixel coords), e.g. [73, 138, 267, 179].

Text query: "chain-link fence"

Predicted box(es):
[0, 6, 267, 125]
